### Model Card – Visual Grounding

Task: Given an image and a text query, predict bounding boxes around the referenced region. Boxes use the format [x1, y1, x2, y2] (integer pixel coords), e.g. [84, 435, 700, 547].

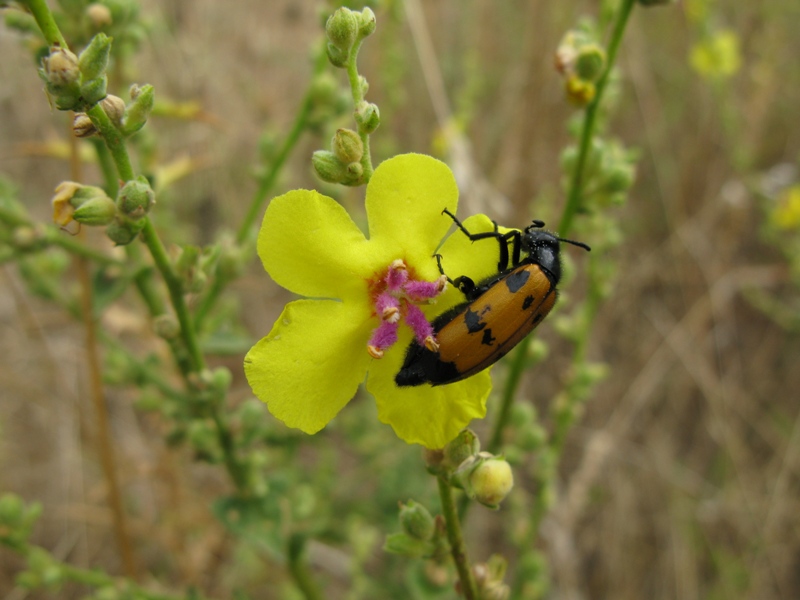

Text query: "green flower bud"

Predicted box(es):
[345, 161, 363, 183]
[331, 128, 364, 164]
[153, 314, 180, 339]
[383, 532, 434, 557]
[326, 42, 349, 68]
[72, 113, 97, 137]
[469, 455, 514, 508]
[0, 494, 24, 527]
[41, 46, 80, 91]
[86, 3, 113, 28]
[217, 239, 246, 279]
[101, 94, 126, 125]
[78, 33, 111, 82]
[399, 500, 435, 541]
[358, 75, 369, 96]
[122, 83, 155, 135]
[211, 366, 232, 394]
[326, 8, 358, 52]
[73, 196, 117, 226]
[453, 452, 514, 508]
[10, 226, 39, 250]
[80, 75, 108, 106]
[473, 555, 510, 600]
[443, 428, 480, 469]
[116, 176, 154, 219]
[574, 44, 606, 82]
[312, 150, 348, 183]
[526, 337, 549, 364]
[565, 75, 595, 106]
[309, 72, 340, 107]
[355, 101, 380, 133]
[188, 419, 218, 462]
[357, 7, 376, 38]
[602, 163, 636, 194]
[105, 215, 145, 245]
[173, 244, 209, 293]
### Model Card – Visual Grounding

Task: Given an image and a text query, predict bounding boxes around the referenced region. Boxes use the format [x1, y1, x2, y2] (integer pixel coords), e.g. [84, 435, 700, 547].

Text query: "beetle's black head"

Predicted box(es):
[521, 222, 591, 283]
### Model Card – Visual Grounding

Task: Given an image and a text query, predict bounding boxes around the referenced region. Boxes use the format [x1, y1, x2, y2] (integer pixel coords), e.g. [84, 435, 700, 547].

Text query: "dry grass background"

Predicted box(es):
[1, 1, 800, 598]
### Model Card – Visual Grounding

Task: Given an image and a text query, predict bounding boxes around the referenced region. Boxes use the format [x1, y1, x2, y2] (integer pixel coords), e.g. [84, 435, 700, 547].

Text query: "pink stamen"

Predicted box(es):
[375, 292, 401, 323]
[368, 320, 398, 353]
[404, 275, 448, 302]
[405, 303, 435, 346]
[385, 259, 409, 292]
[366, 259, 446, 359]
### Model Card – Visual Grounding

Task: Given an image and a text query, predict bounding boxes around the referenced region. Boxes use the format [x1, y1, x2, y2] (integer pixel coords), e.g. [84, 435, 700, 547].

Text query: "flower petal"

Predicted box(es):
[366, 154, 458, 280]
[365, 335, 492, 448]
[244, 298, 373, 434]
[258, 190, 378, 299]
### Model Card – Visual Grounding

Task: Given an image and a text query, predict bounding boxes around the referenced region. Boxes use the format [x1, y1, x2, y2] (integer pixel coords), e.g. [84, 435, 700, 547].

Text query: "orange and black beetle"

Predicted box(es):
[395, 209, 590, 387]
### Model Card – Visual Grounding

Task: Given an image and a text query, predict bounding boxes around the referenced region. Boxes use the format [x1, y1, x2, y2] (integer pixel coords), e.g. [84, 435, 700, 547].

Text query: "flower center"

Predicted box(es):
[366, 259, 447, 359]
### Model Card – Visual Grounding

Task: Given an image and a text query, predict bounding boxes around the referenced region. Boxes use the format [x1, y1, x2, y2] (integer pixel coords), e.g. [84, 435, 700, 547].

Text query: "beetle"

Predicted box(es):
[395, 209, 590, 387]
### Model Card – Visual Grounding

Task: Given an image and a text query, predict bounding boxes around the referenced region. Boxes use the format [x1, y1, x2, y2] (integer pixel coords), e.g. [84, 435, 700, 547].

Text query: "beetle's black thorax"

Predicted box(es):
[521, 229, 561, 284]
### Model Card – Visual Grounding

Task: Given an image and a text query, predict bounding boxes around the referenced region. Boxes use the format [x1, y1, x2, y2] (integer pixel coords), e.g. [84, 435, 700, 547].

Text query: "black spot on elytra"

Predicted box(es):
[533, 313, 544, 324]
[464, 308, 486, 333]
[481, 329, 496, 346]
[522, 295, 535, 310]
[505, 269, 530, 293]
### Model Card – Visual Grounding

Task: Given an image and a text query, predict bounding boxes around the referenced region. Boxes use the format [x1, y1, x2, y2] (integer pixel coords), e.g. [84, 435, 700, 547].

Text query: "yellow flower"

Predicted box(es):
[771, 185, 800, 231]
[689, 30, 741, 80]
[244, 154, 495, 448]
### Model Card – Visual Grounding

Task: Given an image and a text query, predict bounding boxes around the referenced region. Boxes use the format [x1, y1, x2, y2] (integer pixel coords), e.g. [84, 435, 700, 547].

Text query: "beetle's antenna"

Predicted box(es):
[558, 237, 591, 252]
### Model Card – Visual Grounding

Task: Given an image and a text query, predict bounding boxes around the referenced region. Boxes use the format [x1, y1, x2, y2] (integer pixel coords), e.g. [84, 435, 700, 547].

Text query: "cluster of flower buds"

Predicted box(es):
[173, 244, 219, 295]
[555, 27, 606, 106]
[71, 83, 154, 138]
[561, 137, 637, 207]
[433, 429, 516, 509]
[51, 176, 155, 245]
[324, 6, 376, 68]
[39, 34, 111, 111]
[384, 498, 446, 559]
[462, 555, 511, 600]
[107, 176, 155, 244]
[312, 128, 368, 186]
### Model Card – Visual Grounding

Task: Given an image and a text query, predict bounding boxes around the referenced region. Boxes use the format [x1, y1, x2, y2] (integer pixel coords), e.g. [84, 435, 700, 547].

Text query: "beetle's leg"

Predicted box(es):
[501, 229, 523, 268]
[452, 276, 476, 297]
[434, 254, 477, 298]
[434, 254, 454, 285]
[442, 208, 504, 243]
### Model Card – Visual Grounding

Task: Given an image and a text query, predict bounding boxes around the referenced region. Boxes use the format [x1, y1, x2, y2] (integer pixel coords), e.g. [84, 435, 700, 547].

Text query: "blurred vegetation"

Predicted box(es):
[1, 0, 799, 599]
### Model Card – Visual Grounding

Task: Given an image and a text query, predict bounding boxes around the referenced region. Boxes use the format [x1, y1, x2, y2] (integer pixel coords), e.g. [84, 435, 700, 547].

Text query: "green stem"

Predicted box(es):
[140, 219, 205, 373]
[87, 103, 135, 181]
[437, 476, 479, 600]
[287, 535, 324, 600]
[557, 0, 636, 237]
[346, 38, 374, 182]
[90, 138, 121, 195]
[487, 340, 529, 454]
[0, 205, 121, 265]
[211, 411, 248, 491]
[22, 0, 67, 47]
[550, 256, 604, 453]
